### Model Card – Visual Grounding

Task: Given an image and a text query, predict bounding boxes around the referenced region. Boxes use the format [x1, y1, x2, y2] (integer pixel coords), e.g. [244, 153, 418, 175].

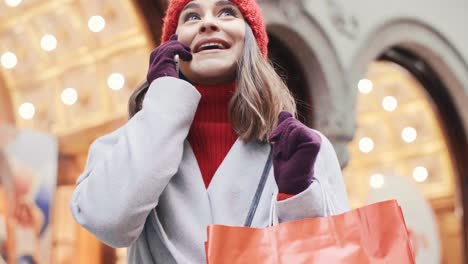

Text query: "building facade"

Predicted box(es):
[0, 0, 467, 263]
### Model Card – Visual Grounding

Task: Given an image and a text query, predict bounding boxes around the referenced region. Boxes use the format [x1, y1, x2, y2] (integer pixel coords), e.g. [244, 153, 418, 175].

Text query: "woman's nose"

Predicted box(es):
[199, 17, 220, 33]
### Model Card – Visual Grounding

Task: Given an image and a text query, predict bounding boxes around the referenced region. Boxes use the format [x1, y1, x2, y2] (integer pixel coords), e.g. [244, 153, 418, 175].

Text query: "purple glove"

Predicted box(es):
[147, 34, 192, 84]
[269, 112, 322, 195]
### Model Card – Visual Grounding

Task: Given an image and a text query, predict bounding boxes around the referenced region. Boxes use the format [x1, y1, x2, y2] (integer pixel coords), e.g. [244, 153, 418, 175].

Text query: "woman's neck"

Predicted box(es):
[191, 82, 236, 123]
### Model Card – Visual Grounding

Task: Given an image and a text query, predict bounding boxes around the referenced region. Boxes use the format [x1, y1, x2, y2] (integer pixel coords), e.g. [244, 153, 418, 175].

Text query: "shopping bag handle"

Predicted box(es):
[244, 147, 273, 227]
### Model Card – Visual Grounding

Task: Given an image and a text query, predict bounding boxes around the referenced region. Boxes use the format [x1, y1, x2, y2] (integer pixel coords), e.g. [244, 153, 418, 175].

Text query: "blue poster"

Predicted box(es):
[0, 127, 58, 264]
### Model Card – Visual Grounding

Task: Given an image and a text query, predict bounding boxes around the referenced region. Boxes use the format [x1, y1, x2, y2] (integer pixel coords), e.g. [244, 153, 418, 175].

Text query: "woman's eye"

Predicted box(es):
[219, 7, 237, 17]
[183, 12, 200, 22]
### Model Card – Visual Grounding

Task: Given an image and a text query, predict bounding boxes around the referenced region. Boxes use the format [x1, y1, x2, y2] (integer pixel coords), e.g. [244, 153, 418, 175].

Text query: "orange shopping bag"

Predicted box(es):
[205, 200, 415, 264]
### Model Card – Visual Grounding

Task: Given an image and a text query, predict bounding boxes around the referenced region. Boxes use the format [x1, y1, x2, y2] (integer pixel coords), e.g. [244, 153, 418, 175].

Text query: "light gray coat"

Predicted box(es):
[70, 77, 350, 264]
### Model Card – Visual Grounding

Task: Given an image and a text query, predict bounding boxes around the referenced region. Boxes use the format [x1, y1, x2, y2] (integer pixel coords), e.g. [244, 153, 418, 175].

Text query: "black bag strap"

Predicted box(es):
[243, 147, 273, 227]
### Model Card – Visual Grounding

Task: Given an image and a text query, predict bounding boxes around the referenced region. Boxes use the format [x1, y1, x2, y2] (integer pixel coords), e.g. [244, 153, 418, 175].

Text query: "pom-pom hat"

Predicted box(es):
[161, 0, 268, 57]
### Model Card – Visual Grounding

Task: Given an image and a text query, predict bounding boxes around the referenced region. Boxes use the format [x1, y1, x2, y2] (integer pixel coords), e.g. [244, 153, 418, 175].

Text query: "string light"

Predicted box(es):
[88, 16, 106, 32]
[5, 0, 22, 7]
[401, 127, 417, 143]
[358, 79, 373, 94]
[369, 174, 385, 189]
[107, 73, 125, 90]
[19, 102, 35, 119]
[61, 88, 78, 105]
[382, 96, 398, 112]
[413, 166, 429, 183]
[40, 34, 58, 51]
[1, 52, 18, 69]
[359, 137, 374, 153]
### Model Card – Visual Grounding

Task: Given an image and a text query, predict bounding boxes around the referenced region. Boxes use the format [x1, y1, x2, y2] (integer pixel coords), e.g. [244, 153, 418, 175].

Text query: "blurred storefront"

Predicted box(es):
[343, 59, 463, 263]
[0, 0, 467, 263]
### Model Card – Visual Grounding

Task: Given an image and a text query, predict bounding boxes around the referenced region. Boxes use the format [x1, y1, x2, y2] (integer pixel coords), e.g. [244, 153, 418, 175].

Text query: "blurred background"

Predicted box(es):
[0, 0, 467, 263]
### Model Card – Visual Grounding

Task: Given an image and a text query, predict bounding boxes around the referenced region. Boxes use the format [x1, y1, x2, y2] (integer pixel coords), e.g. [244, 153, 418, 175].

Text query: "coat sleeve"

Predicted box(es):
[275, 130, 350, 222]
[69, 77, 200, 248]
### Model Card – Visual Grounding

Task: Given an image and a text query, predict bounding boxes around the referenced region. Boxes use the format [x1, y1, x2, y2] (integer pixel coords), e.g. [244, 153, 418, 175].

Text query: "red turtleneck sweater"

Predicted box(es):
[187, 82, 294, 200]
[188, 82, 238, 188]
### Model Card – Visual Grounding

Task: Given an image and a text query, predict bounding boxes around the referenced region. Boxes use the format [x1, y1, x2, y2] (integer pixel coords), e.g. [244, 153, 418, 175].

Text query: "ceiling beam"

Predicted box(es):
[0, 76, 14, 125]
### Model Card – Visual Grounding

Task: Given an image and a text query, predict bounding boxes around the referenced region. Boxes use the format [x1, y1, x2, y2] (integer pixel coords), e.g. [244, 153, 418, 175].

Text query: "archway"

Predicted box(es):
[260, 2, 352, 166]
[267, 33, 309, 124]
[348, 19, 468, 263]
[131, 0, 168, 45]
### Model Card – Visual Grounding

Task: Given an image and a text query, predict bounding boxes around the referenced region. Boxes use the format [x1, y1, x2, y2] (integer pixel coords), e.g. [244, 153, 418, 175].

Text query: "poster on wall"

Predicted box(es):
[366, 174, 441, 264]
[0, 125, 58, 264]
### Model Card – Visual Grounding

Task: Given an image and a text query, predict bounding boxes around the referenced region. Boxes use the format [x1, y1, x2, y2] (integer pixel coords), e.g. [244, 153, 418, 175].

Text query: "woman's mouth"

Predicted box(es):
[194, 38, 231, 53]
[199, 43, 226, 52]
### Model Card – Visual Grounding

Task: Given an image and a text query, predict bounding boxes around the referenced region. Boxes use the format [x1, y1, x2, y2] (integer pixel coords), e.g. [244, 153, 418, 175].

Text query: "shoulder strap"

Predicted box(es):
[243, 147, 273, 227]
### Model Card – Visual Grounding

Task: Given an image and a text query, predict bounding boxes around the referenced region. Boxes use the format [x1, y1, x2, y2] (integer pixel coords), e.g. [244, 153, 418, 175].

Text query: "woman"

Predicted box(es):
[70, 0, 349, 263]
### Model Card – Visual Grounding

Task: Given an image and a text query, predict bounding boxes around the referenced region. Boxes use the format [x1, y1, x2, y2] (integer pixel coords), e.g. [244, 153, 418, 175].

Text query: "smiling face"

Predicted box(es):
[175, 0, 246, 85]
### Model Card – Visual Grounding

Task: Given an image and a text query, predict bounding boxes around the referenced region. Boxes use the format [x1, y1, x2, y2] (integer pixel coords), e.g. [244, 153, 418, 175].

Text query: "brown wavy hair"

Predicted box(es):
[128, 25, 296, 142]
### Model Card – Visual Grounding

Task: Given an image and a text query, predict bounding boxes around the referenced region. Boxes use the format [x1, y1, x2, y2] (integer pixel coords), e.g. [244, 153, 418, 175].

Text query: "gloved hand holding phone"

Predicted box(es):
[146, 34, 192, 84]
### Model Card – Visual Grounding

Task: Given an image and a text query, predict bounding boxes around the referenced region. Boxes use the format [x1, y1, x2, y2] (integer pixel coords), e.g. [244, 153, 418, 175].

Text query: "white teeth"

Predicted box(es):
[199, 42, 225, 50]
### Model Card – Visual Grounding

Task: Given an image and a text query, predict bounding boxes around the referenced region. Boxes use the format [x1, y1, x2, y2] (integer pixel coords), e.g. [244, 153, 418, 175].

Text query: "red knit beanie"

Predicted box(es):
[161, 0, 268, 57]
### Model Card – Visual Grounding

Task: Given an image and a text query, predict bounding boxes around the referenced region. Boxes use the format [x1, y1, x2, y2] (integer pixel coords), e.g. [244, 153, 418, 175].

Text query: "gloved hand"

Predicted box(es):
[147, 34, 192, 84]
[269, 112, 322, 195]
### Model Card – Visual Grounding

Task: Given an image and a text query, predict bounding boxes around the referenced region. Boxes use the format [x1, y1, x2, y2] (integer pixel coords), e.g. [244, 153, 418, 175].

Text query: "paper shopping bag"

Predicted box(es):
[205, 200, 415, 264]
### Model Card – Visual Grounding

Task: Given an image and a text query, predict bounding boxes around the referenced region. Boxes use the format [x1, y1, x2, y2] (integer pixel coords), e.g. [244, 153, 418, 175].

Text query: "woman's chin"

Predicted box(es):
[183, 63, 236, 84]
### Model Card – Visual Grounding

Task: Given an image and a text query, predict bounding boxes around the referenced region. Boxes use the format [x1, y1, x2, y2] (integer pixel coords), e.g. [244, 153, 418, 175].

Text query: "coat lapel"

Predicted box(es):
[206, 138, 272, 225]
